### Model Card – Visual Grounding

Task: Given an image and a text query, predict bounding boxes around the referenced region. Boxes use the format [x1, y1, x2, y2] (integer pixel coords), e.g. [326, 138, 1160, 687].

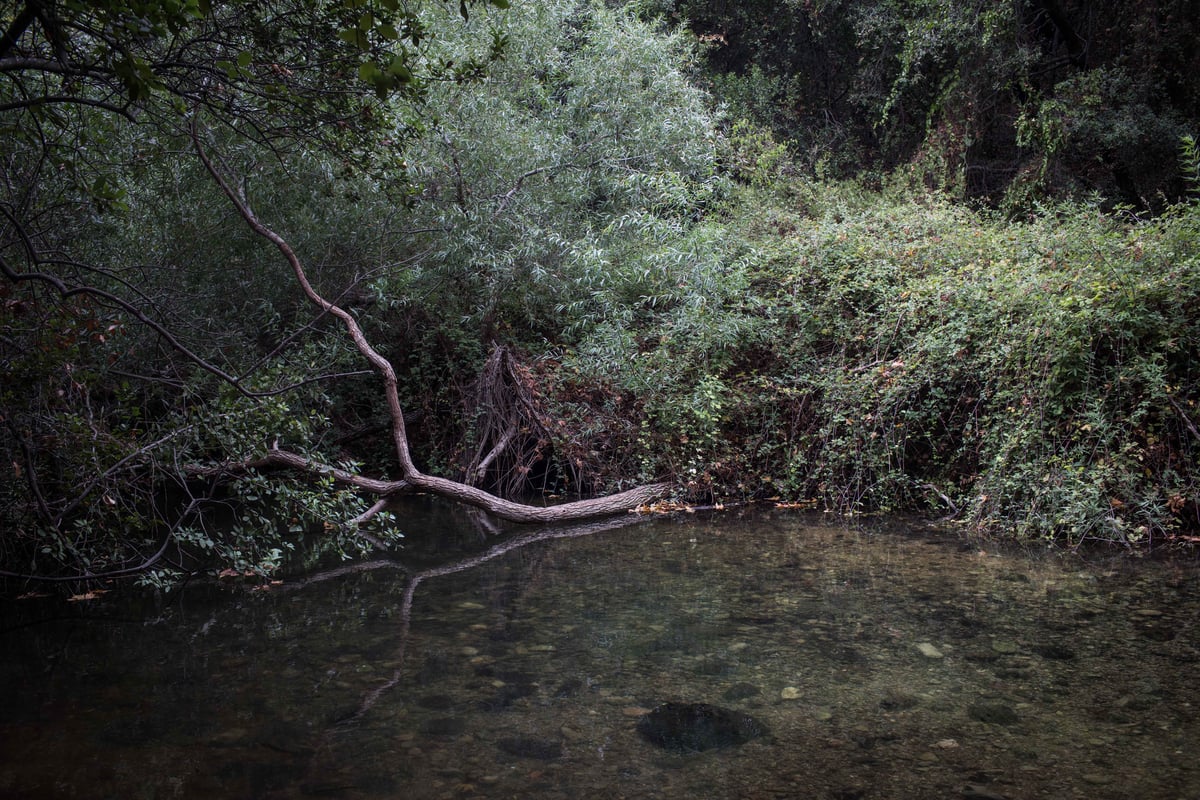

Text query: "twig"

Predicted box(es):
[1167, 394, 1200, 444]
[0, 521, 176, 584]
[922, 483, 959, 518]
[471, 422, 517, 483]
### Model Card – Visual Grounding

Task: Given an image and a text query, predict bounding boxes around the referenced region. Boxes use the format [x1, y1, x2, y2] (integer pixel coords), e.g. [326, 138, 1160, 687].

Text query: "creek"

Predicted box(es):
[2, 501, 1198, 799]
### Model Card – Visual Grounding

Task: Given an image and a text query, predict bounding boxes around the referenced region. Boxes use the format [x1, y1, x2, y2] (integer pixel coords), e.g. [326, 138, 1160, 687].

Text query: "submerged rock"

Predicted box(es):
[721, 682, 762, 702]
[916, 642, 944, 659]
[968, 702, 1019, 725]
[496, 737, 563, 760]
[419, 717, 467, 737]
[635, 702, 767, 754]
[1030, 643, 1076, 661]
[477, 681, 536, 711]
[416, 694, 456, 710]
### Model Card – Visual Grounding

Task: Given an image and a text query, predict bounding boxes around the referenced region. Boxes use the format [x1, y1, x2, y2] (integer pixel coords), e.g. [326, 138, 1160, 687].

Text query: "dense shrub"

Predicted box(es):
[553, 186, 1200, 544]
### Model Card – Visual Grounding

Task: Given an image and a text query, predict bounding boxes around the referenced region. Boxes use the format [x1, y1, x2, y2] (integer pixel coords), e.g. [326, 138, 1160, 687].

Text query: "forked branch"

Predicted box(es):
[191, 120, 670, 524]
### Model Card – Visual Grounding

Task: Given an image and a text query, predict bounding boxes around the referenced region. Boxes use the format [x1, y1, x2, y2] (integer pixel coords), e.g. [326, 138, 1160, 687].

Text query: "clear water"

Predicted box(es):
[2, 503, 1199, 799]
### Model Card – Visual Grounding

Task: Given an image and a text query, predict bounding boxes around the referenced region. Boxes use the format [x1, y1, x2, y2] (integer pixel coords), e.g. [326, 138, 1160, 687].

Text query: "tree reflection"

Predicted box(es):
[292, 513, 653, 789]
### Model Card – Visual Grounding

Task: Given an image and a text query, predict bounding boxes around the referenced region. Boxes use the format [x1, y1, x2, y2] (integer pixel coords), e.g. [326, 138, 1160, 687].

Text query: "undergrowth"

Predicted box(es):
[544, 188, 1200, 546]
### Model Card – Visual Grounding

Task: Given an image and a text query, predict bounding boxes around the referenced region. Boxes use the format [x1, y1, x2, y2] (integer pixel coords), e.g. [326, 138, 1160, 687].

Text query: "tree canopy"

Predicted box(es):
[0, 0, 525, 586]
[661, 0, 1200, 209]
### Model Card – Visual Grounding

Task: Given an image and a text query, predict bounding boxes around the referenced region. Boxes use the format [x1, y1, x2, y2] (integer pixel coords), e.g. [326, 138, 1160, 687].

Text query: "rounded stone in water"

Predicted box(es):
[635, 702, 767, 753]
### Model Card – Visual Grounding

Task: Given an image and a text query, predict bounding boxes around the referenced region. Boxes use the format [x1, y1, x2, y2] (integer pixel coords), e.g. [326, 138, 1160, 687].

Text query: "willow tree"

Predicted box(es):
[0, 0, 673, 588]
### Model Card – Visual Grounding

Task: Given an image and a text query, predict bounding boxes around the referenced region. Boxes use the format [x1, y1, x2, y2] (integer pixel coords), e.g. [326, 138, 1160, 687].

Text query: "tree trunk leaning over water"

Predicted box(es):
[193, 128, 671, 526]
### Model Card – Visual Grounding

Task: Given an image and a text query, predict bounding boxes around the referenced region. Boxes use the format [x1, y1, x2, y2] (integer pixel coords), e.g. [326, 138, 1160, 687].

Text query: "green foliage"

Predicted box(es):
[551, 179, 1200, 544]
[1011, 67, 1188, 211]
[721, 119, 792, 190]
[661, 0, 1200, 208]
[356, 0, 727, 468]
[1184, 135, 1200, 198]
[0, 0, 500, 586]
[5, 0, 1200, 594]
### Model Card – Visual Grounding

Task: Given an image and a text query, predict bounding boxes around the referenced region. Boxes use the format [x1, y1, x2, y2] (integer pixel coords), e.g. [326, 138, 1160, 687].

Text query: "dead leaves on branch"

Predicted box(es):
[464, 345, 555, 496]
[218, 568, 283, 591]
[66, 589, 109, 602]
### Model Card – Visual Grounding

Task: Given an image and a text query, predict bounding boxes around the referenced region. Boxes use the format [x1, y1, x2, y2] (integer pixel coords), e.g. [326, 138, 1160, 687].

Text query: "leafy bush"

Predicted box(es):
[552, 179, 1200, 544]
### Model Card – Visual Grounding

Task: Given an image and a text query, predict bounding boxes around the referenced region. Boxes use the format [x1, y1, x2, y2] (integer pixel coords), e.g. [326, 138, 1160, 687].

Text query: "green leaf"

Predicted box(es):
[374, 81, 390, 100]
[357, 61, 380, 82]
[236, 51, 252, 68]
[337, 27, 369, 50]
[387, 55, 412, 83]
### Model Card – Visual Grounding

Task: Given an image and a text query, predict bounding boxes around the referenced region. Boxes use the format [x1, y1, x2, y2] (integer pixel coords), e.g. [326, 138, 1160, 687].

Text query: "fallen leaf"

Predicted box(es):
[66, 589, 108, 602]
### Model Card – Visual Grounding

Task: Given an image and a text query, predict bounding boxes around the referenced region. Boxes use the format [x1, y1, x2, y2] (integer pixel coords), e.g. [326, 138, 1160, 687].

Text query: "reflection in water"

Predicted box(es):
[1, 504, 1199, 799]
[322, 515, 650, 727]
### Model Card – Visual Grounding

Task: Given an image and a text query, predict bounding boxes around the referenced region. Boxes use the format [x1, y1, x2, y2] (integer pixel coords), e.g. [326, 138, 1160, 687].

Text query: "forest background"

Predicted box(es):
[2, 0, 1199, 590]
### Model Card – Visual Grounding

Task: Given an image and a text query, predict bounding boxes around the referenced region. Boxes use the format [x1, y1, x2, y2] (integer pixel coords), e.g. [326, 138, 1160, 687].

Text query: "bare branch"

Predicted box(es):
[209, 446, 672, 523]
[191, 118, 673, 526]
[0, 252, 248, 387]
[0, 506, 186, 584]
[191, 119, 422, 474]
[346, 498, 393, 528]
[0, 207, 355, 400]
[471, 422, 517, 483]
[0, 94, 134, 117]
[0, 3, 37, 61]
[7, 421, 53, 525]
[413, 472, 673, 522]
[197, 447, 410, 495]
[492, 160, 597, 215]
[54, 424, 199, 528]
[1167, 394, 1200, 444]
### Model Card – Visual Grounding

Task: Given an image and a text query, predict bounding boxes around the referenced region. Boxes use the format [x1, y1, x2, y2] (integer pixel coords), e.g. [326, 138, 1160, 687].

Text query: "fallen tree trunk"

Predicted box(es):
[193, 124, 671, 525]
[412, 473, 673, 522]
[241, 447, 671, 523]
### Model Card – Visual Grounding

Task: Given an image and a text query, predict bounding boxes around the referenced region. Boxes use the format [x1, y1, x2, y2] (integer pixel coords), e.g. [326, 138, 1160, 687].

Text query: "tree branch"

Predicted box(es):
[1167, 394, 1200, 444]
[7, 420, 54, 525]
[0, 94, 134, 117]
[0, 506, 185, 584]
[53, 424, 198, 528]
[0, 209, 349, 400]
[191, 120, 422, 475]
[0, 4, 42, 61]
[0, 252, 249, 388]
[205, 446, 671, 523]
[471, 422, 517, 483]
[192, 117, 674, 525]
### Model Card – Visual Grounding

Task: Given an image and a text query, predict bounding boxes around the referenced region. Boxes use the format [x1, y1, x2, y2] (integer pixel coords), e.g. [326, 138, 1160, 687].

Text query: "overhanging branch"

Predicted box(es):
[192, 116, 673, 525]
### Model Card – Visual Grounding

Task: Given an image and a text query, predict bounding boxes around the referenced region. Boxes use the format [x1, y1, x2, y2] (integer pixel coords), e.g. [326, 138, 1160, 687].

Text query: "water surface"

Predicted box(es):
[2, 505, 1198, 799]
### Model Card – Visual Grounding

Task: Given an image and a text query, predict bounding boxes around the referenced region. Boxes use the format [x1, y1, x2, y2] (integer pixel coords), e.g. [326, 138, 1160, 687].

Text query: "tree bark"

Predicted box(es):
[193, 124, 671, 525]
[239, 447, 671, 523]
